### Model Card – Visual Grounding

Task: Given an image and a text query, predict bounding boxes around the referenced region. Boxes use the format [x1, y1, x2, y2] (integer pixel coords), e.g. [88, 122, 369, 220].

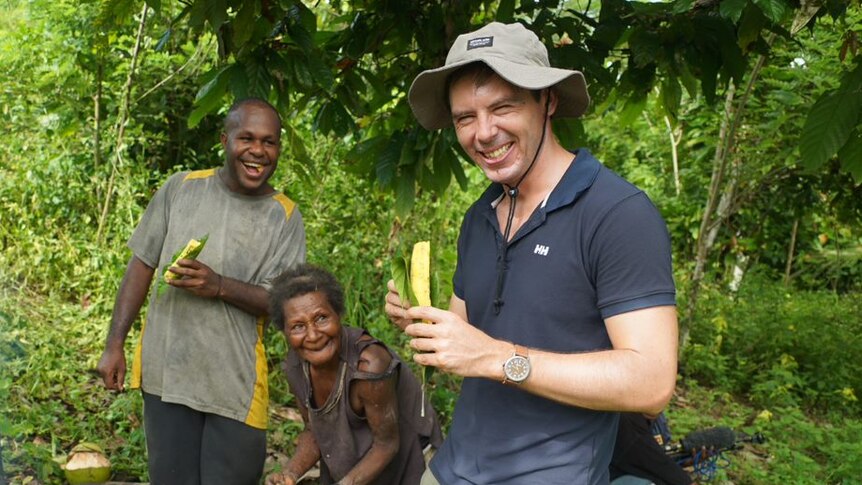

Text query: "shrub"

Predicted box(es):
[684, 269, 862, 418]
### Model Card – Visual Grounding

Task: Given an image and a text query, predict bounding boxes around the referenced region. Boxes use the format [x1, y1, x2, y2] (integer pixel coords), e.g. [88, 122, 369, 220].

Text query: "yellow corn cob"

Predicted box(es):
[410, 240, 434, 416]
[163, 238, 204, 281]
[410, 241, 431, 307]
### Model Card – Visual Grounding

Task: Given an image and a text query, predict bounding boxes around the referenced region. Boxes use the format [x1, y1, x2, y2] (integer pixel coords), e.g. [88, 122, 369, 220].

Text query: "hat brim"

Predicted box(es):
[408, 57, 590, 131]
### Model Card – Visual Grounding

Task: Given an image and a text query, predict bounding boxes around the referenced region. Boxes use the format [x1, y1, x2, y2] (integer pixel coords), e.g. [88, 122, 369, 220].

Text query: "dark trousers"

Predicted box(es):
[143, 392, 266, 485]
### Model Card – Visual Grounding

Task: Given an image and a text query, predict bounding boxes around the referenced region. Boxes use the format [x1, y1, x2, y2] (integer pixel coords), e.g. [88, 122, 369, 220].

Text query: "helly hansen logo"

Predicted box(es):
[534, 244, 550, 256]
[467, 36, 493, 50]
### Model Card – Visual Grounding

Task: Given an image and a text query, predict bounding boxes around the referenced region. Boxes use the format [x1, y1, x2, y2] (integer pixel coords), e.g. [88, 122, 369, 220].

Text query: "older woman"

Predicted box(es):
[266, 264, 442, 485]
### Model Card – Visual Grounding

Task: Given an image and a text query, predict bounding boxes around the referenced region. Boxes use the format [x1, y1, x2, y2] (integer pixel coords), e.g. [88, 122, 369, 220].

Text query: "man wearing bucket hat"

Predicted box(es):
[384, 22, 678, 484]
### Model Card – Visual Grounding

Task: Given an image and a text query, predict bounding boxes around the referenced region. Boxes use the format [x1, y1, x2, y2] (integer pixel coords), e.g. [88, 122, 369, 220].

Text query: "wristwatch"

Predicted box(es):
[502, 344, 531, 384]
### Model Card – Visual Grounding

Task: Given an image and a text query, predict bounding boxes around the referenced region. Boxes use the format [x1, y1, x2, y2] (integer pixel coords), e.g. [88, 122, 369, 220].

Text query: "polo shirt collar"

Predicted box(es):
[544, 148, 601, 212]
[478, 148, 602, 214]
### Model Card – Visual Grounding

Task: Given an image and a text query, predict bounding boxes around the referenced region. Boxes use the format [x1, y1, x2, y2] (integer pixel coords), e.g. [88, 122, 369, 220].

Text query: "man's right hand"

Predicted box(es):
[384, 279, 412, 331]
[96, 345, 127, 391]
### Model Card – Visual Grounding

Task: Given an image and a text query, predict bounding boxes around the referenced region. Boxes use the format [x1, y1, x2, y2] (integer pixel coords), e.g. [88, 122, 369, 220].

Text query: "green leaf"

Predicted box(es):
[629, 28, 659, 68]
[232, 1, 258, 48]
[837, 129, 862, 184]
[394, 164, 416, 216]
[661, 77, 682, 121]
[738, 4, 767, 51]
[428, 137, 453, 194]
[671, 0, 696, 14]
[719, 0, 748, 22]
[286, 17, 315, 53]
[345, 135, 387, 175]
[145, 0, 161, 13]
[677, 62, 699, 99]
[552, 118, 586, 148]
[283, 121, 312, 167]
[496, 0, 515, 22]
[204, 0, 228, 29]
[194, 65, 230, 103]
[800, 88, 862, 171]
[752, 0, 789, 23]
[389, 252, 414, 308]
[189, 66, 232, 128]
[292, 54, 314, 90]
[155, 27, 172, 52]
[447, 144, 470, 191]
[377, 134, 404, 189]
[306, 53, 335, 92]
[244, 60, 273, 99]
[618, 93, 647, 126]
[188, 0, 207, 30]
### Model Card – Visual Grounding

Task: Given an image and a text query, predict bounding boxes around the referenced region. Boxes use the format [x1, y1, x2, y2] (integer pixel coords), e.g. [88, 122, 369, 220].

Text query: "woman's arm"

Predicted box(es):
[339, 344, 400, 485]
[266, 406, 321, 485]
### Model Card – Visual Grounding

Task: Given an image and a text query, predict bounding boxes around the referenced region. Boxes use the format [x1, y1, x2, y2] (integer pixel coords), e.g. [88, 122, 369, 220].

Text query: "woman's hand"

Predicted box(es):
[264, 470, 297, 485]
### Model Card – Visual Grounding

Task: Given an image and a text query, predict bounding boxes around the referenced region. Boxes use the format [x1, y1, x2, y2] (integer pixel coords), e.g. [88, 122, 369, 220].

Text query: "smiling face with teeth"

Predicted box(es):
[220, 101, 282, 196]
[283, 291, 343, 371]
[449, 71, 556, 188]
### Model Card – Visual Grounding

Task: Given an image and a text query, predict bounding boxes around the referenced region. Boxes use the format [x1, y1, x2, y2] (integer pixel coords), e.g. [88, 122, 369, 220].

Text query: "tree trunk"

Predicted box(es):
[679, 52, 768, 351]
[96, 4, 148, 243]
[94, 61, 103, 169]
[784, 218, 799, 284]
[664, 116, 682, 196]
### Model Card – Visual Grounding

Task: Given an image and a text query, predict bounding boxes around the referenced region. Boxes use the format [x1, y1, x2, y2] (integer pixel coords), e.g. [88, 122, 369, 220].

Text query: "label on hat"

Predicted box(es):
[467, 36, 493, 50]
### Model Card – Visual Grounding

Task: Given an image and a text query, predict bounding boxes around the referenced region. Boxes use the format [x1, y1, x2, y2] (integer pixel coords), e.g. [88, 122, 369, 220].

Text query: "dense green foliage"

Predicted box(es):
[2, 0, 862, 484]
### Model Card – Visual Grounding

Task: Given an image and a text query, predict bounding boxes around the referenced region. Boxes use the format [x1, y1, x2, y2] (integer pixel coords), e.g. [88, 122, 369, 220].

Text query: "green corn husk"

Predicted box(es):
[156, 234, 209, 296]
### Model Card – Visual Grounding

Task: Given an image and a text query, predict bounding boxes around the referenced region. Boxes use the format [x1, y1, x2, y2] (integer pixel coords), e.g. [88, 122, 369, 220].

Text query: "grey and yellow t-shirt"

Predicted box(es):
[128, 168, 306, 429]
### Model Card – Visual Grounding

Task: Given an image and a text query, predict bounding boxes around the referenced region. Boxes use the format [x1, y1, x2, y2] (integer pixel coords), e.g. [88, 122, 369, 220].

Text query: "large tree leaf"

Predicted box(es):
[232, 1, 258, 48]
[753, 0, 790, 24]
[800, 89, 862, 171]
[188, 65, 233, 128]
[719, 0, 748, 23]
[838, 129, 862, 184]
[394, 164, 416, 216]
[377, 133, 404, 189]
[801, 64, 862, 171]
[390, 252, 413, 309]
[661, 77, 682, 121]
[345, 135, 388, 175]
[283, 120, 312, 167]
[738, 4, 767, 51]
[496, 0, 515, 22]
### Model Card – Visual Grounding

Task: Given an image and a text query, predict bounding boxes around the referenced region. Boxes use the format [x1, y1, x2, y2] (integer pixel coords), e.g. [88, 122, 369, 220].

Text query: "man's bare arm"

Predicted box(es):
[406, 297, 678, 416]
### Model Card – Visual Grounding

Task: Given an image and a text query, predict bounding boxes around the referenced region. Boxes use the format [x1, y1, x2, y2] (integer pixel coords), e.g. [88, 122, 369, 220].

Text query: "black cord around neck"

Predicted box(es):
[493, 93, 551, 315]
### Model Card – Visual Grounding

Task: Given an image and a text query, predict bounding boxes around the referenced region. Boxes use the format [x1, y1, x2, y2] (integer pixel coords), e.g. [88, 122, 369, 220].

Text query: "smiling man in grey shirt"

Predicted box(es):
[98, 98, 306, 485]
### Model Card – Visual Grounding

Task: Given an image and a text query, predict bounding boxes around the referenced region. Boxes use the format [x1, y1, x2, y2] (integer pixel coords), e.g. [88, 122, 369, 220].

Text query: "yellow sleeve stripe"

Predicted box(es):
[183, 168, 217, 181]
[272, 193, 296, 220]
[130, 318, 147, 389]
[244, 316, 269, 429]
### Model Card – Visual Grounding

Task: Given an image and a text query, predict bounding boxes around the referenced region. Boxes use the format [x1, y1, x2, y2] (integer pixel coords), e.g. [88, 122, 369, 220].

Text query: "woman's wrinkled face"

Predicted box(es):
[282, 291, 341, 368]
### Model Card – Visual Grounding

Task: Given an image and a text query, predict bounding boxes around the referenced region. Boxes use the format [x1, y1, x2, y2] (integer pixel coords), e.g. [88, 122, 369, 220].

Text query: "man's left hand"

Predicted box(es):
[165, 258, 220, 298]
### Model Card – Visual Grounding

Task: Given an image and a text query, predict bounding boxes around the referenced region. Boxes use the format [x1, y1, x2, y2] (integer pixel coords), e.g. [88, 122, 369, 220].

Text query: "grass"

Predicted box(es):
[3, 271, 862, 484]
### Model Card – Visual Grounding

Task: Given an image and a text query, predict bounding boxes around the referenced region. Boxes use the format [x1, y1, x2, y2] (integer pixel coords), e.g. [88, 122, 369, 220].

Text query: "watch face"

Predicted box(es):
[504, 355, 531, 383]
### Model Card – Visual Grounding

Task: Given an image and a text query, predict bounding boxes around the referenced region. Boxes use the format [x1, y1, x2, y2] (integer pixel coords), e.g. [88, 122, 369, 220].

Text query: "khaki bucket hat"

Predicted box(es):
[408, 22, 590, 130]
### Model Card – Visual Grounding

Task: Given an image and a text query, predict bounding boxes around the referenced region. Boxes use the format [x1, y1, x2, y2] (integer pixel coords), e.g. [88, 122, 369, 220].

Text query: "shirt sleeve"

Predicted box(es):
[127, 173, 185, 268]
[259, 208, 307, 290]
[591, 192, 676, 319]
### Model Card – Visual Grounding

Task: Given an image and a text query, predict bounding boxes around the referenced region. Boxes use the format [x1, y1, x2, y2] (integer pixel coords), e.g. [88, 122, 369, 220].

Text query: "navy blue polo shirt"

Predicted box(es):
[431, 149, 676, 485]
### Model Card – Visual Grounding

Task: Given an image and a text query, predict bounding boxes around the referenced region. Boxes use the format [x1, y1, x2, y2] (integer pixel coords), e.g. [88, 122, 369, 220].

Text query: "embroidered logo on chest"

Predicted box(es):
[533, 244, 550, 256]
